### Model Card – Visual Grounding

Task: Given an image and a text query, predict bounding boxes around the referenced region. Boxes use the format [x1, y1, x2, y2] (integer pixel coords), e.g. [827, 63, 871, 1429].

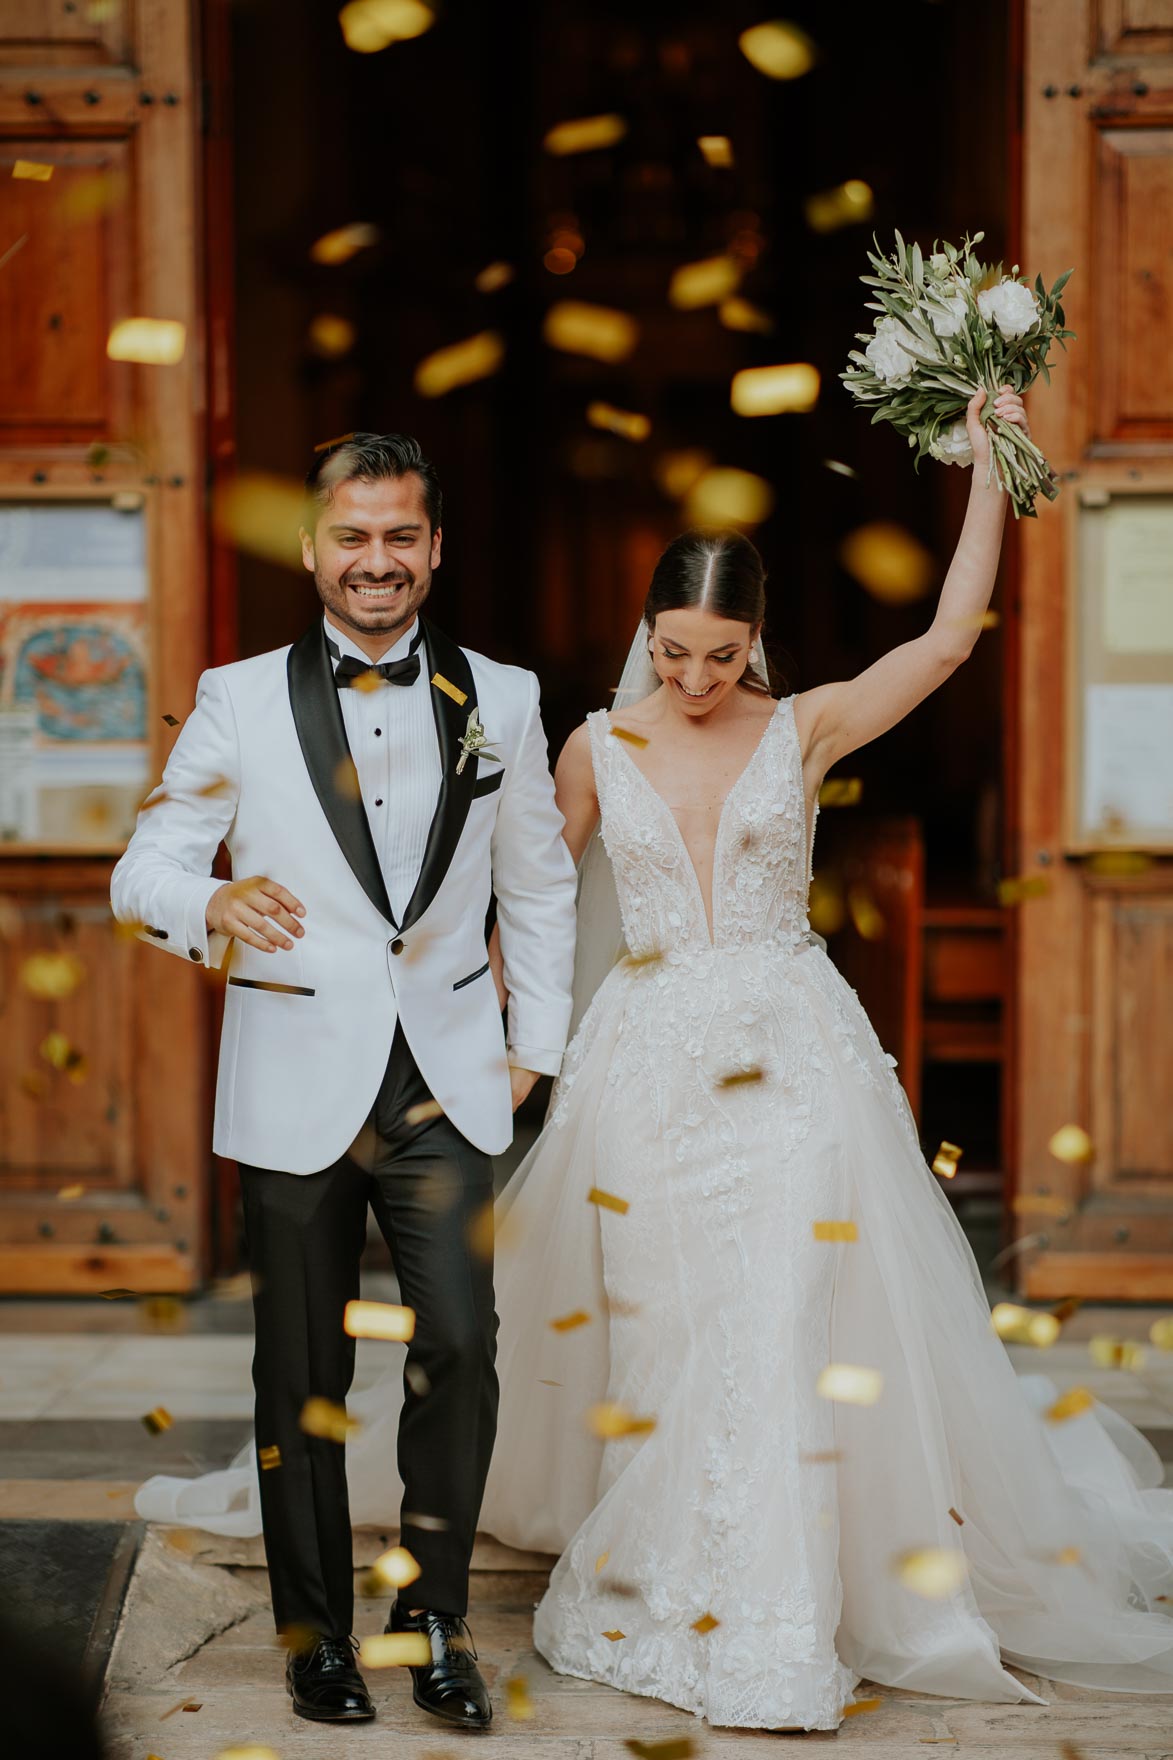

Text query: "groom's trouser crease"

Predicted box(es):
[240, 1024, 499, 1639]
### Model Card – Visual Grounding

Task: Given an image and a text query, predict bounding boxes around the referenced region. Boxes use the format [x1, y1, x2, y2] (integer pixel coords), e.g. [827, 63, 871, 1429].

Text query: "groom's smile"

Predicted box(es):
[300, 470, 443, 659]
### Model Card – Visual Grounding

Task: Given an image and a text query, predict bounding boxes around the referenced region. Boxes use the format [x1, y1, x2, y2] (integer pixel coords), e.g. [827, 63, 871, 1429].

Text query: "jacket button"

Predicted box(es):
[391, 938, 404, 955]
[189, 947, 203, 962]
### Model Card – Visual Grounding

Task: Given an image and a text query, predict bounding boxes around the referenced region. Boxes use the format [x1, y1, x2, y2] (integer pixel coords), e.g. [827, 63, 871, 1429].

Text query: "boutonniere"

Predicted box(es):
[456, 707, 501, 776]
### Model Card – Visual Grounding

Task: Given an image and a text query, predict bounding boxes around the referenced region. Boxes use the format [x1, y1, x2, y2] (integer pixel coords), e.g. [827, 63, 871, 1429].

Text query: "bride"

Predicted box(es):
[139, 387, 1173, 1730]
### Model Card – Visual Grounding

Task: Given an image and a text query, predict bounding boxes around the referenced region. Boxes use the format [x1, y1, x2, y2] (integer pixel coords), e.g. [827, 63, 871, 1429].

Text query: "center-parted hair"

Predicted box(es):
[644, 528, 774, 695]
[303, 432, 443, 531]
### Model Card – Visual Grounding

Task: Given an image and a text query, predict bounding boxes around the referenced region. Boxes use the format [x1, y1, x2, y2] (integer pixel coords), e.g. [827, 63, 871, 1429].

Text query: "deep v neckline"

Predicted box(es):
[607, 700, 785, 946]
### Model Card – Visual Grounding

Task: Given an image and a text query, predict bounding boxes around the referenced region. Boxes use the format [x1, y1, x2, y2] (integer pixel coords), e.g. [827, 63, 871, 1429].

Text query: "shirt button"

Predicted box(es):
[375, 797, 383, 807]
[375, 728, 382, 737]
[391, 939, 405, 956]
[189, 947, 203, 963]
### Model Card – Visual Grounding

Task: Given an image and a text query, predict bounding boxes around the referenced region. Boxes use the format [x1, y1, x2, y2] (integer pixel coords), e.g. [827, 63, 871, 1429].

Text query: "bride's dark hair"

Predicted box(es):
[644, 528, 776, 697]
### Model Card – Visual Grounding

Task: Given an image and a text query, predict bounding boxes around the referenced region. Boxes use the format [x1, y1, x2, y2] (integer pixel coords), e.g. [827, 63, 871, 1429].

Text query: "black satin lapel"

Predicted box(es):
[400, 620, 478, 933]
[286, 623, 396, 927]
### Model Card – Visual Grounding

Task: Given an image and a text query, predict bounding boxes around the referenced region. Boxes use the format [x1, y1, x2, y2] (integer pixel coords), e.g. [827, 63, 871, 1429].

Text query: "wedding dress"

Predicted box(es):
[139, 689, 1173, 1731]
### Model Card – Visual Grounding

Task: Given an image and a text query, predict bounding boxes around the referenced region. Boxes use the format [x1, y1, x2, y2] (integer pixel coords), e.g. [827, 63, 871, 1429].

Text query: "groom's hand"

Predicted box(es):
[509, 1066, 540, 1111]
[206, 875, 306, 951]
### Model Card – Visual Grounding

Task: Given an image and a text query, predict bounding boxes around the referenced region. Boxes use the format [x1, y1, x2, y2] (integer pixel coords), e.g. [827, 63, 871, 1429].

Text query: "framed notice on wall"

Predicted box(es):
[1068, 489, 1173, 851]
[0, 493, 152, 852]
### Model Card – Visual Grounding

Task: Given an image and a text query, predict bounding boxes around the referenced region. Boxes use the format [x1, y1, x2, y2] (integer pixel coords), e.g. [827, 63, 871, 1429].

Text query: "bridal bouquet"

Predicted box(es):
[841, 232, 1074, 518]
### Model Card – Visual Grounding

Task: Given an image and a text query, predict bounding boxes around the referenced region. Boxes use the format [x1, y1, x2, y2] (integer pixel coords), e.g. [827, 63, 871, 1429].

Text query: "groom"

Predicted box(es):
[111, 434, 578, 1729]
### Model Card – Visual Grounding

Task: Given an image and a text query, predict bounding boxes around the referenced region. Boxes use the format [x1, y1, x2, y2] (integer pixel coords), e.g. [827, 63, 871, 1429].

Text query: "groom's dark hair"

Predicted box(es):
[303, 432, 443, 531]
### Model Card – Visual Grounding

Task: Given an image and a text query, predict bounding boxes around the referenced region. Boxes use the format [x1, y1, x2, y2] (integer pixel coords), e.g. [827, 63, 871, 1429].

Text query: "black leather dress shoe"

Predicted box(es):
[285, 1635, 375, 1722]
[386, 1602, 492, 1729]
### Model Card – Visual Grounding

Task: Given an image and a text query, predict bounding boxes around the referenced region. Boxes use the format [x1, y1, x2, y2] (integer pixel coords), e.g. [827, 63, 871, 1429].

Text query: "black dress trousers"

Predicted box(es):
[239, 1024, 498, 1641]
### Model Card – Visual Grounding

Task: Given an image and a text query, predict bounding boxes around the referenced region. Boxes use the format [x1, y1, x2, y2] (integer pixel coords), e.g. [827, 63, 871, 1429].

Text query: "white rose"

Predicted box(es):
[929, 290, 968, 338]
[976, 278, 1039, 340]
[929, 420, 974, 468]
[928, 251, 951, 276]
[864, 316, 916, 384]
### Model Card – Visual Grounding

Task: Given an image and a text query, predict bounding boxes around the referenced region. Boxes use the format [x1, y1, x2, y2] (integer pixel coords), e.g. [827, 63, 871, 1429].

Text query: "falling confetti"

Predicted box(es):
[654, 448, 713, 499]
[402, 1510, 450, 1531]
[622, 950, 663, 969]
[214, 472, 304, 568]
[895, 1548, 968, 1599]
[1088, 1336, 1146, 1371]
[405, 1363, 431, 1396]
[730, 362, 820, 416]
[40, 1031, 86, 1078]
[19, 951, 86, 1000]
[405, 1099, 445, 1127]
[142, 1407, 173, 1435]
[214, 1749, 281, 1760]
[804, 179, 874, 233]
[299, 1397, 360, 1443]
[609, 724, 649, 748]
[505, 1674, 535, 1719]
[603, 1629, 626, 1642]
[823, 458, 859, 478]
[932, 1141, 963, 1179]
[475, 260, 515, 293]
[595, 1551, 610, 1573]
[142, 1296, 185, 1332]
[1048, 1124, 1094, 1164]
[587, 1402, 657, 1439]
[991, 1303, 1060, 1347]
[310, 222, 379, 264]
[691, 1613, 719, 1634]
[1046, 1387, 1095, 1422]
[338, 0, 434, 53]
[370, 1545, 422, 1589]
[808, 873, 846, 938]
[107, 319, 186, 365]
[1011, 1193, 1071, 1220]
[308, 313, 356, 358]
[813, 1220, 857, 1242]
[431, 672, 468, 705]
[817, 1363, 882, 1405]
[587, 1186, 630, 1215]
[719, 296, 773, 334]
[669, 254, 742, 310]
[161, 713, 180, 727]
[717, 1066, 765, 1088]
[997, 874, 1051, 904]
[544, 113, 627, 155]
[359, 1632, 433, 1667]
[587, 401, 651, 442]
[13, 160, 54, 181]
[1150, 1318, 1173, 1351]
[739, 20, 816, 79]
[685, 466, 774, 527]
[544, 300, 639, 363]
[314, 430, 356, 453]
[343, 1299, 415, 1342]
[414, 331, 505, 397]
[948, 1507, 964, 1526]
[818, 777, 863, 807]
[100, 1288, 137, 1300]
[698, 135, 734, 167]
[258, 1445, 281, 1470]
[1085, 850, 1151, 877]
[550, 1309, 591, 1332]
[57, 1184, 86, 1202]
[847, 884, 885, 941]
[840, 522, 934, 604]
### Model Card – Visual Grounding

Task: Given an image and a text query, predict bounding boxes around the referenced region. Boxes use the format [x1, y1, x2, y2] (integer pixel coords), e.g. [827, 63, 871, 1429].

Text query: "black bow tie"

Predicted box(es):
[333, 652, 420, 689]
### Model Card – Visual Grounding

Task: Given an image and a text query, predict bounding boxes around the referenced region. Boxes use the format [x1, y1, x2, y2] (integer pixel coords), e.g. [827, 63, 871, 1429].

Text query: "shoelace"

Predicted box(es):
[304, 1635, 360, 1674]
[416, 1610, 478, 1663]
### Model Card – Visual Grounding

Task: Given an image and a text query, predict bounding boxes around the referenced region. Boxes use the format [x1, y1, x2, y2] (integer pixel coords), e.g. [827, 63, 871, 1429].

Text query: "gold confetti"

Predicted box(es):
[842, 1695, 884, 1717]
[1046, 1387, 1095, 1423]
[804, 178, 874, 234]
[159, 1699, 194, 1720]
[405, 1098, 445, 1127]
[550, 1309, 591, 1332]
[57, 1184, 86, 1202]
[311, 221, 379, 263]
[544, 300, 639, 363]
[538, 1379, 563, 1386]
[370, 1544, 422, 1589]
[609, 724, 649, 748]
[587, 1402, 657, 1439]
[730, 362, 820, 416]
[431, 672, 468, 705]
[622, 949, 663, 969]
[402, 1510, 450, 1531]
[997, 873, 1051, 904]
[339, 0, 434, 53]
[1088, 1336, 1146, 1371]
[1048, 1124, 1094, 1165]
[343, 1299, 415, 1342]
[990, 1302, 1060, 1347]
[603, 1629, 626, 1642]
[13, 159, 54, 181]
[20, 951, 86, 1001]
[948, 1507, 964, 1525]
[1059, 1745, 1088, 1760]
[587, 1186, 630, 1215]
[717, 1066, 765, 1088]
[214, 472, 304, 568]
[414, 330, 504, 397]
[685, 465, 774, 527]
[1011, 1192, 1071, 1220]
[808, 873, 846, 938]
[739, 20, 816, 80]
[214, 1747, 282, 1760]
[299, 1396, 360, 1442]
[40, 1031, 85, 1077]
[847, 883, 885, 941]
[181, 1703, 202, 1712]
[719, 296, 773, 334]
[819, 777, 863, 807]
[654, 448, 713, 500]
[142, 1407, 173, 1435]
[800, 1449, 843, 1463]
[505, 1673, 535, 1719]
[278, 1623, 319, 1656]
[161, 713, 180, 728]
[405, 1362, 430, 1396]
[698, 134, 734, 167]
[595, 1550, 610, 1573]
[258, 1445, 281, 1470]
[669, 254, 741, 310]
[895, 1548, 968, 1599]
[587, 401, 651, 442]
[932, 1141, 963, 1179]
[544, 113, 627, 156]
[314, 430, 357, 453]
[142, 1296, 186, 1332]
[359, 1632, 433, 1667]
[99, 1288, 137, 1300]
[823, 458, 859, 478]
[107, 318, 186, 365]
[691, 1613, 719, 1634]
[1150, 1317, 1173, 1351]
[840, 522, 934, 604]
[1085, 849, 1152, 878]
[308, 313, 356, 358]
[817, 1363, 882, 1405]
[475, 260, 514, 293]
[1053, 1545, 1082, 1565]
[624, 1742, 696, 1760]
[813, 1220, 857, 1242]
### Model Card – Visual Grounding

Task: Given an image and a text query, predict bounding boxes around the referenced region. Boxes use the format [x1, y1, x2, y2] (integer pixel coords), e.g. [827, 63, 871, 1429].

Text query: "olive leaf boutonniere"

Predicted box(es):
[456, 707, 501, 776]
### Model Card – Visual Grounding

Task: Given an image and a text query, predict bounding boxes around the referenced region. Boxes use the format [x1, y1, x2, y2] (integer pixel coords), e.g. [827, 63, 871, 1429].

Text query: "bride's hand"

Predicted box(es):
[966, 385, 1031, 474]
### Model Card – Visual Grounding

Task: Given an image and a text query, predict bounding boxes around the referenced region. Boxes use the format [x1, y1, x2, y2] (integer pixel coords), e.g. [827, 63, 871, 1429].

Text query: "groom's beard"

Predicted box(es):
[316, 560, 432, 641]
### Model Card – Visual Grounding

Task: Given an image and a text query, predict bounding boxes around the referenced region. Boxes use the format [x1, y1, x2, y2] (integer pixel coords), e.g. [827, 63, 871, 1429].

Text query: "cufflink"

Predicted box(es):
[189, 947, 203, 963]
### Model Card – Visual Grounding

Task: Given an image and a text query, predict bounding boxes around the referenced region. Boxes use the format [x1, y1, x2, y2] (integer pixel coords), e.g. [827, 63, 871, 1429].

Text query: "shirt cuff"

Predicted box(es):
[184, 877, 233, 970]
[507, 1045, 563, 1079]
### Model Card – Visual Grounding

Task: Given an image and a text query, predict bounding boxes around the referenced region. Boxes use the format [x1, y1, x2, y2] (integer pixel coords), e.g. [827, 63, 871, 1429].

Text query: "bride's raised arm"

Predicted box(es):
[795, 385, 1029, 781]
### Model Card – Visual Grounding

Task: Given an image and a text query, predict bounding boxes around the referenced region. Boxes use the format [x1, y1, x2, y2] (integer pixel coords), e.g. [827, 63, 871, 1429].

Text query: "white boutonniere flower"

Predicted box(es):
[456, 707, 501, 776]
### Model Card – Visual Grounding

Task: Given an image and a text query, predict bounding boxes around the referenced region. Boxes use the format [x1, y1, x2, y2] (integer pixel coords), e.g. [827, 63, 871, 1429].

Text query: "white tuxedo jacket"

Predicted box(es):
[110, 619, 578, 1171]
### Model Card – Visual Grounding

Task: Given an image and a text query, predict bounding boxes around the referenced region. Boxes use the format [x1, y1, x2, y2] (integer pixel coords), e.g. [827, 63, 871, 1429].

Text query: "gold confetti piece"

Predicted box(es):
[895, 1548, 968, 1599]
[142, 1296, 186, 1332]
[587, 1186, 630, 1215]
[669, 254, 742, 311]
[800, 1448, 843, 1463]
[932, 1141, 963, 1179]
[840, 522, 934, 604]
[339, 0, 435, 53]
[258, 1445, 282, 1470]
[1150, 1317, 1173, 1351]
[847, 883, 886, 941]
[505, 1673, 535, 1719]
[804, 178, 874, 234]
[717, 1066, 765, 1088]
[948, 1507, 964, 1525]
[215, 1747, 282, 1760]
[299, 1396, 360, 1442]
[107, 318, 186, 365]
[624, 1742, 696, 1760]
[308, 313, 356, 358]
[595, 1550, 610, 1573]
[20, 951, 86, 1001]
[370, 1544, 421, 1589]
[142, 1407, 173, 1435]
[359, 1632, 433, 1667]
[214, 472, 304, 569]
[544, 113, 627, 156]
[181, 1704, 202, 1712]
[100, 1288, 137, 1300]
[990, 1302, 1060, 1347]
[817, 1363, 882, 1405]
[310, 221, 379, 264]
[431, 672, 468, 705]
[158, 1698, 190, 1720]
[57, 1184, 86, 1202]
[1088, 1335, 1146, 1371]
[1054, 1545, 1082, 1565]
[475, 260, 514, 293]
[538, 1378, 563, 1386]
[622, 949, 663, 970]
[405, 1362, 431, 1396]
[1048, 1124, 1094, 1165]
[997, 873, 1051, 904]
[719, 296, 773, 334]
[161, 714, 181, 729]
[1046, 1386, 1095, 1423]
[402, 1510, 450, 1531]
[405, 1098, 445, 1127]
[40, 1030, 77, 1071]
[813, 1220, 857, 1242]
[550, 1309, 591, 1332]
[808, 873, 846, 938]
[278, 1622, 319, 1656]
[654, 448, 713, 500]
[842, 1695, 884, 1717]
[343, 1299, 415, 1342]
[819, 776, 863, 807]
[1011, 1192, 1071, 1220]
[609, 724, 649, 748]
[587, 1402, 657, 1439]
[13, 159, 54, 181]
[918, 1740, 959, 1745]
[1059, 1745, 1088, 1760]
[1085, 849, 1152, 877]
[414, 330, 504, 397]
[691, 1613, 719, 1634]
[731, 361, 820, 416]
[544, 300, 639, 363]
[685, 465, 774, 527]
[587, 401, 651, 442]
[314, 430, 356, 453]
[739, 20, 816, 79]
[603, 1629, 626, 1642]
[697, 134, 734, 168]
[824, 458, 859, 478]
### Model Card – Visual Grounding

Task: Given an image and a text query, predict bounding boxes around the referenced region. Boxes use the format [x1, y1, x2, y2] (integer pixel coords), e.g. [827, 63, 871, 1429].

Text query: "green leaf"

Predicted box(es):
[1051, 267, 1074, 298]
[911, 241, 924, 289]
